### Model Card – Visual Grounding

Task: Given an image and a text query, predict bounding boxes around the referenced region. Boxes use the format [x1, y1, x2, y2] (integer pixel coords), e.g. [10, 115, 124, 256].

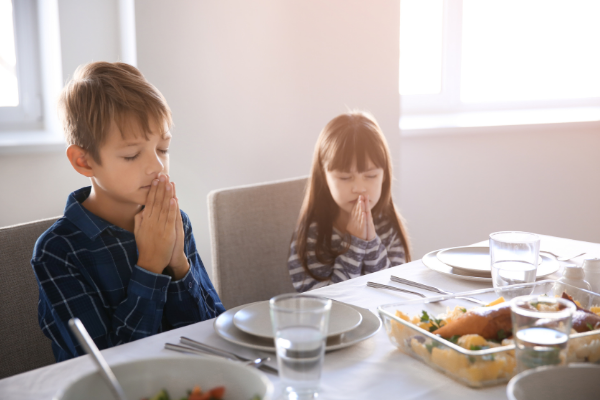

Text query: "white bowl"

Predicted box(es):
[53, 355, 274, 400]
[507, 364, 600, 400]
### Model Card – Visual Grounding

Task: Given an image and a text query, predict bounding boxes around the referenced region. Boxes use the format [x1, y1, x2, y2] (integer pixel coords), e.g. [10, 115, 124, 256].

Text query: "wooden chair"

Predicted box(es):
[0, 217, 60, 378]
[208, 177, 307, 309]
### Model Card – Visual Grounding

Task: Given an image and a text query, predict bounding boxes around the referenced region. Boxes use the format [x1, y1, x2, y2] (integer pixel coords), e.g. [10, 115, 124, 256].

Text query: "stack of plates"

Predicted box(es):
[214, 300, 381, 352]
[422, 246, 560, 282]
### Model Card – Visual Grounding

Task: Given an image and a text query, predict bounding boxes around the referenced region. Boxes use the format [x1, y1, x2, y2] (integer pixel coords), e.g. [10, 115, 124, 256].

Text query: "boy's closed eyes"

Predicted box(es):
[69, 118, 173, 219]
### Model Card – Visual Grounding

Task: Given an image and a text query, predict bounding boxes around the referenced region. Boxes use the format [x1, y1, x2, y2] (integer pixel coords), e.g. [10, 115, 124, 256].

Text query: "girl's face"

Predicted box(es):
[324, 158, 384, 216]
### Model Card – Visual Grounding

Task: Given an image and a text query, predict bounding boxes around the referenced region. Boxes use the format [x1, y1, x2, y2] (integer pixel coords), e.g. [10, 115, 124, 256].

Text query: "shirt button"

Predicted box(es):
[188, 282, 193, 289]
[162, 286, 167, 292]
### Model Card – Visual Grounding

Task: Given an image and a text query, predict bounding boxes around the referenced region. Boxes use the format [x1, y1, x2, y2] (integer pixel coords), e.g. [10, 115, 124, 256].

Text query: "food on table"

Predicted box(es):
[387, 293, 600, 387]
[142, 386, 261, 400]
[561, 292, 600, 332]
[432, 302, 512, 341]
[391, 306, 516, 386]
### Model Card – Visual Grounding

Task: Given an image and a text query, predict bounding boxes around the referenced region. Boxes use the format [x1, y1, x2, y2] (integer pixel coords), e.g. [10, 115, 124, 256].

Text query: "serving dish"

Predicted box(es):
[377, 280, 600, 388]
[53, 355, 274, 400]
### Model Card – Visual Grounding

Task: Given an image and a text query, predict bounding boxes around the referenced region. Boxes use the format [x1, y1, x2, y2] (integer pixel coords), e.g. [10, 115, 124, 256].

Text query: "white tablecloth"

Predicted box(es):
[1, 235, 599, 400]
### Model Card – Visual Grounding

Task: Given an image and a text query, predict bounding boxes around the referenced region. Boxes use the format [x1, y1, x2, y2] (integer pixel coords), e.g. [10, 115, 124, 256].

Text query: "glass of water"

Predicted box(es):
[270, 294, 332, 400]
[490, 231, 540, 299]
[510, 295, 575, 372]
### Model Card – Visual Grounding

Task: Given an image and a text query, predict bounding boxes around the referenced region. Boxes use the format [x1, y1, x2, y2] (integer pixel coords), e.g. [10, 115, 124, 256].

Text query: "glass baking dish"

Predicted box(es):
[377, 280, 600, 388]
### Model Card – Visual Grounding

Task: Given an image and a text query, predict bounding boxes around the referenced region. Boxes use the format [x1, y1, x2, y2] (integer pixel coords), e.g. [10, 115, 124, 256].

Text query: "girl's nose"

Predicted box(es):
[353, 186, 367, 193]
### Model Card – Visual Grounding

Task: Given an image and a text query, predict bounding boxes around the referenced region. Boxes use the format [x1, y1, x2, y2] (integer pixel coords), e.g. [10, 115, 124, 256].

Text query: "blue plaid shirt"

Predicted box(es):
[31, 187, 225, 362]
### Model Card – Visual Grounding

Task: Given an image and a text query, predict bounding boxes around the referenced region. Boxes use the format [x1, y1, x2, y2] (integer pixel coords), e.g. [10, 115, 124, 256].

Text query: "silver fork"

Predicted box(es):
[367, 281, 426, 297]
[179, 336, 278, 375]
[165, 343, 268, 368]
[390, 276, 486, 305]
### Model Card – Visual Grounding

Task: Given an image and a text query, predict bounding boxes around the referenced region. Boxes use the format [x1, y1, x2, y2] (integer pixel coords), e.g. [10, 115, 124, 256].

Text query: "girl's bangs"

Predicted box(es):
[323, 126, 387, 173]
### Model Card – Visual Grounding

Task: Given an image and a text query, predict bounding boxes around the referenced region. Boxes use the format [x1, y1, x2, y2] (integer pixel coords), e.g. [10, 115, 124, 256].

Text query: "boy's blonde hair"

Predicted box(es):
[59, 61, 172, 164]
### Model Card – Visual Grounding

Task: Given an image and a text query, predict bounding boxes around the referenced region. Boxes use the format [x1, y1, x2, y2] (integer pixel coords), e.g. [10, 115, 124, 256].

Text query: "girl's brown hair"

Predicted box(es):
[294, 111, 411, 281]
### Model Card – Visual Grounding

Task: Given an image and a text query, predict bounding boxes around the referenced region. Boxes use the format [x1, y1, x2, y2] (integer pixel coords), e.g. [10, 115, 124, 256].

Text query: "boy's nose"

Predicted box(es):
[147, 154, 165, 174]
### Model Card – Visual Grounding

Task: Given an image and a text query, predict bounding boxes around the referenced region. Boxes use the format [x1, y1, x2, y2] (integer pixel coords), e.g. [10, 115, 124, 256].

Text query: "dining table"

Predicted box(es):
[1, 234, 599, 400]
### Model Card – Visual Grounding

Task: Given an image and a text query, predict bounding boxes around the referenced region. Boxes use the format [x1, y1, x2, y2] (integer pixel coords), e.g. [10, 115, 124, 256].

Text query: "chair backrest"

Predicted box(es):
[0, 217, 60, 379]
[208, 177, 307, 309]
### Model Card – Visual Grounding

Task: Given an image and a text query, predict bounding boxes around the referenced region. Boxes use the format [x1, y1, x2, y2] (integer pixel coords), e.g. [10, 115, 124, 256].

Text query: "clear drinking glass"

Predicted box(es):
[510, 295, 575, 372]
[270, 294, 332, 400]
[490, 231, 540, 299]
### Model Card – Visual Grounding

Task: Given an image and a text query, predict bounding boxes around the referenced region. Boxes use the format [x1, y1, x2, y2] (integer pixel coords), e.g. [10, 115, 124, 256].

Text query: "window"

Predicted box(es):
[400, 0, 600, 121]
[0, 0, 43, 131]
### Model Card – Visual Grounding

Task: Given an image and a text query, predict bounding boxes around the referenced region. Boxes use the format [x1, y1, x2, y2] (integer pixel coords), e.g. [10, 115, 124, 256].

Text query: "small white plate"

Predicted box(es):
[437, 246, 543, 273]
[233, 300, 362, 339]
[422, 248, 559, 283]
[215, 302, 381, 352]
[507, 364, 600, 400]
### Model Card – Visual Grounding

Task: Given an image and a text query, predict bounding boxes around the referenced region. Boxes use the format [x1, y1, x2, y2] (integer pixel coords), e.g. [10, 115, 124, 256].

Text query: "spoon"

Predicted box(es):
[245, 357, 268, 368]
[541, 251, 586, 261]
[68, 318, 128, 400]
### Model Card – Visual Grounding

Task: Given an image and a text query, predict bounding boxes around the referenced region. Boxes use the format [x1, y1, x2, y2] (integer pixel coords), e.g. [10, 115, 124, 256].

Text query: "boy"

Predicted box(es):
[31, 62, 225, 362]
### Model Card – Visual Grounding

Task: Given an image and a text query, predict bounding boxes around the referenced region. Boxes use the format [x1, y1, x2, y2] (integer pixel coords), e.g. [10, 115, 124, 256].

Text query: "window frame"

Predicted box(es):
[0, 0, 64, 152]
[0, 0, 43, 131]
[400, 0, 600, 118]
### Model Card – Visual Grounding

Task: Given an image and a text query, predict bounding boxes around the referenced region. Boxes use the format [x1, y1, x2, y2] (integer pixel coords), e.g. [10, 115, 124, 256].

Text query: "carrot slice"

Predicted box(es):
[208, 386, 226, 399]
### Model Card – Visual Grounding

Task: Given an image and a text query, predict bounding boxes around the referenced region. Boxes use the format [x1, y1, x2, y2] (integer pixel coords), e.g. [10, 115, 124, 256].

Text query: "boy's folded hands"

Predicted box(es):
[165, 182, 190, 280]
[135, 173, 188, 279]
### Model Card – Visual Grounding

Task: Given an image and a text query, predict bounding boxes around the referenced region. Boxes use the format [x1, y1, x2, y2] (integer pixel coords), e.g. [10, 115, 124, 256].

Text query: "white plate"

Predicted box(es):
[233, 300, 362, 339]
[422, 248, 559, 283]
[437, 246, 542, 273]
[215, 301, 381, 352]
[507, 364, 600, 400]
[53, 356, 274, 400]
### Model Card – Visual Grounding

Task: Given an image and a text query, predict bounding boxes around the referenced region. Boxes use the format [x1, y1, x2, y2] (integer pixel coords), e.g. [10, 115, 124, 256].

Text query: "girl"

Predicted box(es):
[288, 111, 411, 292]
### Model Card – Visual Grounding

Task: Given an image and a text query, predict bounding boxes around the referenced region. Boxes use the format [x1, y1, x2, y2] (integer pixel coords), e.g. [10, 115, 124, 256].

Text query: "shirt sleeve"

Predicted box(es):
[287, 220, 407, 292]
[377, 219, 407, 267]
[287, 224, 373, 292]
[162, 211, 225, 328]
[362, 219, 407, 273]
[33, 233, 173, 359]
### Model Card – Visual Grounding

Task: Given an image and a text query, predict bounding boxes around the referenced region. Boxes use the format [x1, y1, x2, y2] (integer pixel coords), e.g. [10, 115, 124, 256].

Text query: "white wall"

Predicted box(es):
[400, 122, 600, 258]
[0, 0, 121, 227]
[134, 0, 402, 277]
[1, 0, 598, 280]
[58, 0, 121, 81]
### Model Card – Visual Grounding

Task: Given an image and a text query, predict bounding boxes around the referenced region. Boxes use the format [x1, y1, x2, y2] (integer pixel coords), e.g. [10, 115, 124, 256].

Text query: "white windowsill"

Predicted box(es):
[400, 106, 600, 136]
[0, 130, 66, 154]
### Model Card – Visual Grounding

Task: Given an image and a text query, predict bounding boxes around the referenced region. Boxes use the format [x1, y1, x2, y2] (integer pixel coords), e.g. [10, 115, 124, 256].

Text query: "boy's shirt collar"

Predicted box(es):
[64, 186, 128, 240]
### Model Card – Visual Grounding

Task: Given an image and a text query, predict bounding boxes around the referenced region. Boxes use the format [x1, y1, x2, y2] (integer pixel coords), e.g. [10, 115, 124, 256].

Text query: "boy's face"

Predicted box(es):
[88, 117, 171, 207]
[325, 158, 384, 216]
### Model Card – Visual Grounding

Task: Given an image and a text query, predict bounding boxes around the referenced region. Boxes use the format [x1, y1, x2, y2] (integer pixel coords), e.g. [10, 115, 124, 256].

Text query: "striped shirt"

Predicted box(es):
[31, 187, 225, 362]
[288, 217, 406, 292]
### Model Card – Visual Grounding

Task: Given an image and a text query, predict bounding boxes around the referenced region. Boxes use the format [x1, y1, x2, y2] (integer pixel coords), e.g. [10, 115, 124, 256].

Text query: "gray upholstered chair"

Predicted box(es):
[208, 177, 307, 309]
[0, 217, 60, 379]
